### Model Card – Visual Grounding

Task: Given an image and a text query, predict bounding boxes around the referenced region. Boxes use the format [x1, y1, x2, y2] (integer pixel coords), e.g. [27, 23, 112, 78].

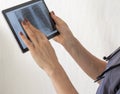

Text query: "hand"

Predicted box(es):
[20, 17, 78, 94]
[20, 19, 60, 75]
[50, 11, 75, 45]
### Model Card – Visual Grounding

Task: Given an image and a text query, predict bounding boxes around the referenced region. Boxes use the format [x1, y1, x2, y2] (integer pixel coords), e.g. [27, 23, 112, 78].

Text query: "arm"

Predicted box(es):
[62, 37, 106, 80]
[49, 64, 78, 94]
[20, 19, 78, 94]
[51, 12, 107, 80]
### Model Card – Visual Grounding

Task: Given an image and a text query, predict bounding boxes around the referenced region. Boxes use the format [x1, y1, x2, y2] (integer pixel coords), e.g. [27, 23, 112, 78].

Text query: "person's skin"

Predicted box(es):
[51, 11, 107, 81]
[20, 14, 78, 94]
[20, 11, 107, 94]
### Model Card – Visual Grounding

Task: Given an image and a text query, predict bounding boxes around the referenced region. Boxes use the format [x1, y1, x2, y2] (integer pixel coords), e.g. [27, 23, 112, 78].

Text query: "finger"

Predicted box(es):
[50, 11, 64, 25]
[21, 19, 38, 44]
[19, 32, 34, 50]
[25, 19, 46, 39]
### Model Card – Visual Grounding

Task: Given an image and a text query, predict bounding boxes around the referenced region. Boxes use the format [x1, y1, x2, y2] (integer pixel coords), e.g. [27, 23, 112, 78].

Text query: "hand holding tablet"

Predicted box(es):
[19, 17, 60, 71]
[2, 0, 59, 53]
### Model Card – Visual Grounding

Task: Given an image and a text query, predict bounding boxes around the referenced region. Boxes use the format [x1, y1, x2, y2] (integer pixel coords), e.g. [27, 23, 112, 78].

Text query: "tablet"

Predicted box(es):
[2, 0, 59, 53]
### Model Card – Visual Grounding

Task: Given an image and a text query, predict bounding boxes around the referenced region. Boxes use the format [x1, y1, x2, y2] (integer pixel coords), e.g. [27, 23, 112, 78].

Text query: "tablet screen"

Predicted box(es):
[2, 0, 59, 53]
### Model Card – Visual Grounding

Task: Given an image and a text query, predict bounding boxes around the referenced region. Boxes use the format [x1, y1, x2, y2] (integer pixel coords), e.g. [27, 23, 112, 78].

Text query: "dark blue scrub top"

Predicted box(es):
[96, 49, 120, 94]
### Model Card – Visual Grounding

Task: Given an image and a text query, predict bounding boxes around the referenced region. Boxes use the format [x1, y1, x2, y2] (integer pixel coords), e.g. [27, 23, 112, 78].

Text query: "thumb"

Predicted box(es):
[50, 11, 62, 25]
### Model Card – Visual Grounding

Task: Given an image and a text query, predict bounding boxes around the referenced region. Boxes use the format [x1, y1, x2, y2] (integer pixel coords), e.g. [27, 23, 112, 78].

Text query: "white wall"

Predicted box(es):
[0, 0, 120, 94]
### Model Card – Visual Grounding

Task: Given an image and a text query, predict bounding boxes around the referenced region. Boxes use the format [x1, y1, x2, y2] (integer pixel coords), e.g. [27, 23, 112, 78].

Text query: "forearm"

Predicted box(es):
[62, 37, 106, 80]
[47, 63, 78, 94]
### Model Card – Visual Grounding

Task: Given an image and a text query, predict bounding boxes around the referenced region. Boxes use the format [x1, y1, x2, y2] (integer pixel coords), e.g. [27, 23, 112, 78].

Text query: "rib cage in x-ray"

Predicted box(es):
[22, 8, 39, 29]
[15, 4, 53, 35]
[32, 5, 53, 30]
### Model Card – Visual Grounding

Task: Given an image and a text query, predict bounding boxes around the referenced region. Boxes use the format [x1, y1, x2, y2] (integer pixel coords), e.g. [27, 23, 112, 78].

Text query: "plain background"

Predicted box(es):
[0, 0, 120, 94]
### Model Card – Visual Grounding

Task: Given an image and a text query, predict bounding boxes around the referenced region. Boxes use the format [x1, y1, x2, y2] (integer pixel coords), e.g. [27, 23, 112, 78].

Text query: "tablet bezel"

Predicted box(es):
[2, 0, 59, 53]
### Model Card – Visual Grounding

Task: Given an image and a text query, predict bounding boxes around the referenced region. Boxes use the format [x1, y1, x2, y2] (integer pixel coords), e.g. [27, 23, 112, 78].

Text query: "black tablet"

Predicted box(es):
[2, 0, 59, 53]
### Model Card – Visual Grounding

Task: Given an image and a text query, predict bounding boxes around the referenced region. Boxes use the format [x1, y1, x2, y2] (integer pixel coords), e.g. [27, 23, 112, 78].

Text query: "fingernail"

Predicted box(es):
[51, 11, 55, 15]
[20, 32, 23, 36]
[25, 18, 28, 23]
[23, 20, 26, 25]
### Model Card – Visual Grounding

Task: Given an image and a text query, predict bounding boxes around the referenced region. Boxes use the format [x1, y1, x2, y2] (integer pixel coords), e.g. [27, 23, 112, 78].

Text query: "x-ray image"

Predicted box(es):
[15, 8, 38, 29]
[15, 4, 54, 35]
[3, 0, 58, 53]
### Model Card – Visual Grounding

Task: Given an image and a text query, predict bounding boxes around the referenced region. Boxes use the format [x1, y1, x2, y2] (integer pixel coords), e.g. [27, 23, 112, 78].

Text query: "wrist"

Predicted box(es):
[46, 64, 64, 78]
[44, 62, 63, 77]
